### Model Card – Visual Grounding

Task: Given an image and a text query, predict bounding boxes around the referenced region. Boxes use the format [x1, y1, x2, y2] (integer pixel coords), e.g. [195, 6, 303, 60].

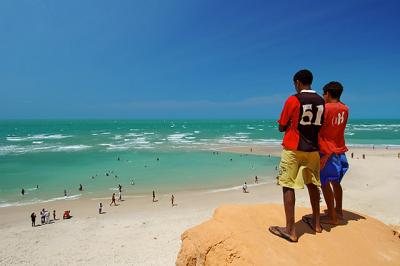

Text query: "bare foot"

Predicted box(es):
[269, 226, 298, 242]
[324, 209, 344, 220]
[302, 216, 323, 233]
[336, 211, 344, 220]
[320, 214, 339, 225]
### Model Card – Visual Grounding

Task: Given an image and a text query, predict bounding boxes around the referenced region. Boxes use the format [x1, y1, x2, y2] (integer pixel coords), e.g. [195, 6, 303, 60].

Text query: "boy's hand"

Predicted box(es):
[320, 154, 330, 169]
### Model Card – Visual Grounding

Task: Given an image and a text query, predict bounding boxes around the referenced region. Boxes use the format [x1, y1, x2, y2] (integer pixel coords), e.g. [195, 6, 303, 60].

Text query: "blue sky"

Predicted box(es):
[1, 0, 399, 119]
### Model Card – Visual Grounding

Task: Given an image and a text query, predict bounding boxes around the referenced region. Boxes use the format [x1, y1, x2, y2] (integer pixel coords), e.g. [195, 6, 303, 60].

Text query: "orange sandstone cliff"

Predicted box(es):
[176, 204, 400, 266]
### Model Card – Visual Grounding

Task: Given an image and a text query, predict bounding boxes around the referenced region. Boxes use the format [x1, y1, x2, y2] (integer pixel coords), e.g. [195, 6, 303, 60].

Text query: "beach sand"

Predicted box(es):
[0, 146, 399, 265]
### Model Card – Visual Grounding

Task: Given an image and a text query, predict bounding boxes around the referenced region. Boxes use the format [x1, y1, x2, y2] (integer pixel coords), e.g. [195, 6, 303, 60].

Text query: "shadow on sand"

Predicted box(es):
[295, 210, 366, 239]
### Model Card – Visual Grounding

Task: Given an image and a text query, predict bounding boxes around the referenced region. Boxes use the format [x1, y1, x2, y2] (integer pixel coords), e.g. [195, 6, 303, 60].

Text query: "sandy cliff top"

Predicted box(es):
[177, 204, 400, 266]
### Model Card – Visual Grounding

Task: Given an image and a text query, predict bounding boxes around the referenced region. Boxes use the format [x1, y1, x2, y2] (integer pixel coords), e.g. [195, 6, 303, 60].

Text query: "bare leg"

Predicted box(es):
[282, 187, 297, 241]
[320, 183, 338, 224]
[306, 184, 322, 232]
[332, 182, 343, 218]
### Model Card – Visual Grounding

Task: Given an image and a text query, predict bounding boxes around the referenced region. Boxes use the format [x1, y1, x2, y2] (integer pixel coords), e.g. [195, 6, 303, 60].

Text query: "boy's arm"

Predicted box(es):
[278, 96, 296, 132]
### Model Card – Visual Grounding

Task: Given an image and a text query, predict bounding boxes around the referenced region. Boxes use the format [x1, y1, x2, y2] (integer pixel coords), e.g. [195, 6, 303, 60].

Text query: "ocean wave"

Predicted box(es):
[54, 145, 91, 151]
[0, 194, 81, 208]
[0, 144, 91, 155]
[126, 133, 143, 137]
[167, 133, 194, 144]
[113, 135, 122, 140]
[348, 124, 400, 128]
[6, 134, 72, 142]
[205, 181, 269, 193]
[101, 142, 154, 151]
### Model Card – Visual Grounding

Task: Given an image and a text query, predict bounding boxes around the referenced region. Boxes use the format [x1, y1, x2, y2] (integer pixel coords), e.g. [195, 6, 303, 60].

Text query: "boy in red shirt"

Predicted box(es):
[269, 70, 324, 242]
[319, 81, 349, 225]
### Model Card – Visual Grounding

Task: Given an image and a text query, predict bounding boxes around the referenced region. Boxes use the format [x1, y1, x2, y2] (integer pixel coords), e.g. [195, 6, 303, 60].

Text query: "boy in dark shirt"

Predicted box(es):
[269, 69, 324, 242]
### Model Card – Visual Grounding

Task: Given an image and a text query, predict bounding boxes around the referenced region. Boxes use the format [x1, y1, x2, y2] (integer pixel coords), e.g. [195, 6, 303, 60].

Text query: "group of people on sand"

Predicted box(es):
[30, 208, 69, 227]
[269, 69, 350, 242]
[105, 188, 176, 212]
[153, 190, 176, 207]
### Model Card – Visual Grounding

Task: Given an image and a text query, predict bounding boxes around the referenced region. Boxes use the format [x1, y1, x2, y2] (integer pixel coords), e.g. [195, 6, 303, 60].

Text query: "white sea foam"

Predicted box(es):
[102, 139, 154, 150]
[205, 182, 269, 193]
[54, 145, 91, 151]
[6, 134, 72, 142]
[99, 143, 112, 146]
[126, 133, 143, 137]
[0, 144, 91, 155]
[113, 135, 122, 140]
[0, 194, 81, 208]
[167, 133, 194, 144]
[32, 141, 43, 144]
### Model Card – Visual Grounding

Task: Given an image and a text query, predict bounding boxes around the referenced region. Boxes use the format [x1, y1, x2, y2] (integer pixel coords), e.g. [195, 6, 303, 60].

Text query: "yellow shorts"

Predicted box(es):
[278, 149, 321, 189]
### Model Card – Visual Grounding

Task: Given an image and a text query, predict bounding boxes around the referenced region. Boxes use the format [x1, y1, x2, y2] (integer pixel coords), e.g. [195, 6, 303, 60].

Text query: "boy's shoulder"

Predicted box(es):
[326, 102, 349, 111]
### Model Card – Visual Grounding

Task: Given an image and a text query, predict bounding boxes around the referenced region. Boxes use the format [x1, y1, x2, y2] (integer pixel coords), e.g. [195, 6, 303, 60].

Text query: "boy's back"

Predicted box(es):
[279, 90, 325, 152]
[319, 102, 349, 155]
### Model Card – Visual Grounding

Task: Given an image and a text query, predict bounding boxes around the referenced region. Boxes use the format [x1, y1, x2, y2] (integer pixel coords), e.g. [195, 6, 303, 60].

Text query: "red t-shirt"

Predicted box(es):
[278, 91, 325, 152]
[318, 102, 349, 155]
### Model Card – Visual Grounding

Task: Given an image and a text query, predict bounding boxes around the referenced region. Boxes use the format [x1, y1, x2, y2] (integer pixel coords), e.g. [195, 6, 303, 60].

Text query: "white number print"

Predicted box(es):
[332, 111, 345, 126]
[299, 104, 324, 126]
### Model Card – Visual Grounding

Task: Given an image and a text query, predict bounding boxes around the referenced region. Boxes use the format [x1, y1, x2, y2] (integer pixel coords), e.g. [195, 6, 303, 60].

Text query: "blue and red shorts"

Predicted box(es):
[320, 153, 348, 187]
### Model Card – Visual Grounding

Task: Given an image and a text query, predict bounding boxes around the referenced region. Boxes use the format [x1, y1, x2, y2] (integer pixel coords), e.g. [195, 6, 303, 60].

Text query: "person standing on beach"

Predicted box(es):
[40, 208, 46, 224]
[21, 188, 25, 195]
[110, 193, 117, 206]
[269, 69, 324, 242]
[31, 212, 36, 227]
[99, 202, 103, 214]
[53, 210, 56, 221]
[118, 184, 122, 201]
[318, 82, 349, 225]
[64, 189, 67, 197]
[171, 194, 175, 207]
[242, 182, 248, 193]
[79, 184, 83, 191]
[152, 190, 156, 202]
[255, 176, 259, 184]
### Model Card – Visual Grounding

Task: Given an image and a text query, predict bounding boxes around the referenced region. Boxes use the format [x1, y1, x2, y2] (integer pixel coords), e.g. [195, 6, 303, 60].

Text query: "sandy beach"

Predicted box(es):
[0, 146, 399, 265]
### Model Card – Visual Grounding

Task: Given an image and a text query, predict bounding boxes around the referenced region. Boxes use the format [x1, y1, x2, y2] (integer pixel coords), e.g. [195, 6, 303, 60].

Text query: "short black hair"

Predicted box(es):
[293, 69, 313, 85]
[323, 81, 343, 99]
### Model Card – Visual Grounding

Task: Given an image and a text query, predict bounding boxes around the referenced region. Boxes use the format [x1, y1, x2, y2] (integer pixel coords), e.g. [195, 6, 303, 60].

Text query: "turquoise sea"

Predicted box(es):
[1, 119, 399, 207]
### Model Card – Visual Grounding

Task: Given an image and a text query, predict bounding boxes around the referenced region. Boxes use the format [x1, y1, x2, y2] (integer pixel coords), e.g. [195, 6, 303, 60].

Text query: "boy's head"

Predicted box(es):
[293, 69, 313, 92]
[323, 81, 343, 102]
